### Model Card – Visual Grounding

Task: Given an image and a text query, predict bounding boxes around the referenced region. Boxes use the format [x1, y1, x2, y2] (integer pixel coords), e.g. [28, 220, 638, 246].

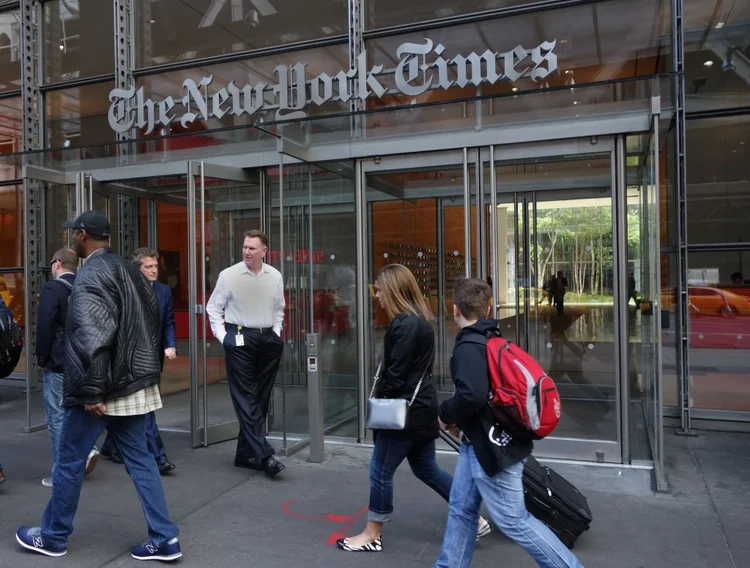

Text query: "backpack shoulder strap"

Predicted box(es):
[462, 335, 488, 346]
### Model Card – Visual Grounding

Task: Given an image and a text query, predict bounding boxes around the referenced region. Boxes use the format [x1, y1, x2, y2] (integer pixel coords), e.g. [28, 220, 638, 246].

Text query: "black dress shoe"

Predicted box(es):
[158, 460, 176, 475]
[234, 457, 264, 471]
[263, 457, 285, 477]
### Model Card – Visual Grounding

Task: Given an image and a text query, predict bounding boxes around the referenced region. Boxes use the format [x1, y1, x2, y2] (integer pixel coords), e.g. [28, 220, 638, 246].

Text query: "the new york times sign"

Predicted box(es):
[108, 39, 558, 135]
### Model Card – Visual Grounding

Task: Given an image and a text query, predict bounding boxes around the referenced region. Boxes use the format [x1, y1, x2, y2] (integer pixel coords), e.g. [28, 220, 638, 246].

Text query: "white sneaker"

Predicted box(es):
[41, 477, 53, 488]
[85, 448, 100, 476]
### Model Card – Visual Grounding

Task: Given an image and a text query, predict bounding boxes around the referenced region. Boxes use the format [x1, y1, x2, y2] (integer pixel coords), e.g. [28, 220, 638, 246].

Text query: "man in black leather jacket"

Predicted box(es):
[16, 211, 182, 563]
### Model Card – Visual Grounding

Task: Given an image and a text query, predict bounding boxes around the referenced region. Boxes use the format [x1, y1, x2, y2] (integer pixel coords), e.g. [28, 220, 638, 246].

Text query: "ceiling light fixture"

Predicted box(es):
[150, 19, 156, 24]
[573, 101, 579, 105]
[704, 60, 714, 67]
[715, 22, 724, 29]
[59, 44, 64, 51]
[512, 87, 518, 92]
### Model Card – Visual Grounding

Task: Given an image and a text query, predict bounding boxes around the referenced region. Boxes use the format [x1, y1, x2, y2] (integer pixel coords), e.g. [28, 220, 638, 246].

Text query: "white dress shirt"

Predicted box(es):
[206, 261, 285, 344]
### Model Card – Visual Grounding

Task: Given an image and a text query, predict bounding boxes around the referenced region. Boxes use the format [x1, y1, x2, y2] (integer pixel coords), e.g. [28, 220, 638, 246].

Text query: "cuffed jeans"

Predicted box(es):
[42, 371, 65, 473]
[40, 406, 178, 551]
[434, 444, 584, 568]
[368, 433, 453, 523]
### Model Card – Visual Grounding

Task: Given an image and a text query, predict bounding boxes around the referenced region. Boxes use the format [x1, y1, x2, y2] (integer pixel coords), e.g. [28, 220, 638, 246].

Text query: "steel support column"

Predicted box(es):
[114, 0, 139, 257]
[348, 0, 364, 138]
[21, 0, 45, 432]
[672, 0, 694, 436]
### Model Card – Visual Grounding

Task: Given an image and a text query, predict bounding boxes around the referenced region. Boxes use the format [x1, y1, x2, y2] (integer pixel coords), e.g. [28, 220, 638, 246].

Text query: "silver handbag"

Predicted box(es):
[365, 362, 428, 430]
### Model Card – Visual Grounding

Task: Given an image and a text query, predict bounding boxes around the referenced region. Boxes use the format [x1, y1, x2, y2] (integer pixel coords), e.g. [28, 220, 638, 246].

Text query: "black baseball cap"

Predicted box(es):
[62, 210, 111, 238]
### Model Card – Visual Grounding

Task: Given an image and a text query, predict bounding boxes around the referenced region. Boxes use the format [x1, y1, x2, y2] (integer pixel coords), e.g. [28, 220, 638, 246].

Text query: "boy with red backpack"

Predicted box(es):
[433, 277, 583, 568]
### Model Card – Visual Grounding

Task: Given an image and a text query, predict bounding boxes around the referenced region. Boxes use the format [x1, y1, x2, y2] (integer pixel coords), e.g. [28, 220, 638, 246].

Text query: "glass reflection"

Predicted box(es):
[136, 0, 346, 68]
[43, 0, 114, 83]
[0, 10, 20, 93]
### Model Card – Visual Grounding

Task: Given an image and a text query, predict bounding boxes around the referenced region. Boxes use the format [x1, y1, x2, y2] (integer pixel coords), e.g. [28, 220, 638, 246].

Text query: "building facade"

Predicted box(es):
[1, 0, 748, 489]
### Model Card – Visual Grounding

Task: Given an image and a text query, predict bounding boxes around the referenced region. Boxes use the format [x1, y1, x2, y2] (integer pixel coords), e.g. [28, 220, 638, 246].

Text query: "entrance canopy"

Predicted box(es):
[12, 74, 673, 183]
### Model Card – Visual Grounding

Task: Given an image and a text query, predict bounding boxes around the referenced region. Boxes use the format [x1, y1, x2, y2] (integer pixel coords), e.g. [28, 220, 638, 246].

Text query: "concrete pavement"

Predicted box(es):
[0, 405, 747, 567]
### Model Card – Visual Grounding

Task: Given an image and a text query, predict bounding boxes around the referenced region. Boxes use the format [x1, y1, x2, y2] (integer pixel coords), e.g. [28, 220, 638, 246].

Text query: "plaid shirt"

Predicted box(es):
[104, 384, 162, 416]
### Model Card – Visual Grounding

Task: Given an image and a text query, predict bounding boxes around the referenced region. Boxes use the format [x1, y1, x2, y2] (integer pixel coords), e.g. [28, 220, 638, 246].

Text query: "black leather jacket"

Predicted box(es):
[376, 313, 438, 443]
[63, 248, 161, 406]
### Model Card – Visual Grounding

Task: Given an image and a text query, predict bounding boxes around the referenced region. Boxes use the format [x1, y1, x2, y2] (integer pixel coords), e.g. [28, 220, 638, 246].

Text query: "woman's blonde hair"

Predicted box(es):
[374, 264, 433, 321]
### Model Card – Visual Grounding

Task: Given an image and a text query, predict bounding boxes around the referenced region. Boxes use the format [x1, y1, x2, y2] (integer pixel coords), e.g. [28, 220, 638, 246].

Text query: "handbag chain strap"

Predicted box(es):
[370, 345, 434, 407]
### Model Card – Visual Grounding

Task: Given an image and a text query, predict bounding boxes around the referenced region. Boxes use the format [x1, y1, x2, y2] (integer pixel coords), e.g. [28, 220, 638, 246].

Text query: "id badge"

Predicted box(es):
[235, 333, 245, 347]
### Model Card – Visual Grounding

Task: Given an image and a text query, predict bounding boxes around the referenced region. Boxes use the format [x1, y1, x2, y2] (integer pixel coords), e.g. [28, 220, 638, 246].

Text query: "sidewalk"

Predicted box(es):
[0, 410, 747, 567]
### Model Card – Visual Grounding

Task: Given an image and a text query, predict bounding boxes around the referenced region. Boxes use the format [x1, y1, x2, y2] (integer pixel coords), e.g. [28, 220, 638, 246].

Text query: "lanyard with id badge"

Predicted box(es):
[235, 325, 245, 347]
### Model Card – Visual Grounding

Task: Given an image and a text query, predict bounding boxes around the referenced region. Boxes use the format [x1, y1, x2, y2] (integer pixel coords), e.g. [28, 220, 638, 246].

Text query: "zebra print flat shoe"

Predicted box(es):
[477, 520, 492, 541]
[336, 536, 383, 552]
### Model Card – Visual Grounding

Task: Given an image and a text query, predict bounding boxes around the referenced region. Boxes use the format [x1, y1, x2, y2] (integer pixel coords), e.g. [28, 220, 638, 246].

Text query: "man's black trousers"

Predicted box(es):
[223, 327, 284, 460]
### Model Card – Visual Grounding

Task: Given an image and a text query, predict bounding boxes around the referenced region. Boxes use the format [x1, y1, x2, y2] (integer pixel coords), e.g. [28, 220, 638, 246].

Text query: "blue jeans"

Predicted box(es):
[40, 406, 178, 551]
[434, 444, 584, 568]
[42, 371, 65, 473]
[368, 433, 453, 523]
[102, 411, 167, 464]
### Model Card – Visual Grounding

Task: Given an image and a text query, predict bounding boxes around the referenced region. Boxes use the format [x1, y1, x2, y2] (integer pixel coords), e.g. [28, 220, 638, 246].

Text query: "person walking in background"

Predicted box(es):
[0, 294, 11, 485]
[101, 247, 176, 475]
[36, 248, 99, 488]
[15, 211, 181, 562]
[337, 264, 490, 553]
[207, 229, 286, 477]
[433, 277, 583, 568]
[552, 271, 568, 315]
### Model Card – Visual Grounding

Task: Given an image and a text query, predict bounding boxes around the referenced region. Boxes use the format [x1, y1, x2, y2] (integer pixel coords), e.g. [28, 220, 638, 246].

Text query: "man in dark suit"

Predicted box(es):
[36, 248, 99, 488]
[101, 247, 176, 474]
[0, 294, 12, 484]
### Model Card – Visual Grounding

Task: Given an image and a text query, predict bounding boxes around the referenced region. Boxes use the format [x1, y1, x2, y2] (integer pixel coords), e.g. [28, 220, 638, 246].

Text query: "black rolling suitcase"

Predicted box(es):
[438, 432, 592, 548]
[522, 455, 592, 548]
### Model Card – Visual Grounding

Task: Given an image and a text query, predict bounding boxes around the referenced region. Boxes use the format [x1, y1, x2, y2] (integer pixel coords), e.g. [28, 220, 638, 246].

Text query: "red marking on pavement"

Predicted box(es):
[282, 499, 368, 546]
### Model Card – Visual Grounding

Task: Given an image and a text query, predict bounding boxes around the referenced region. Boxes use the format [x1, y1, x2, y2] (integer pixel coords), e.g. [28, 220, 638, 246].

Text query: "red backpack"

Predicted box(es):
[469, 332, 561, 440]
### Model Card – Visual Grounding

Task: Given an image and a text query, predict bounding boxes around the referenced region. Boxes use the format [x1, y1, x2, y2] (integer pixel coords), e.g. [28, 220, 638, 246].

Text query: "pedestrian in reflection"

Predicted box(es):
[15, 211, 182, 562]
[552, 271, 568, 315]
[541, 274, 554, 306]
[628, 273, 638, 306]
[337, 265, 490, 553]
[100, 248, 176, 475]
[36, 248, 100, 489]
[206, 229, 286, 477]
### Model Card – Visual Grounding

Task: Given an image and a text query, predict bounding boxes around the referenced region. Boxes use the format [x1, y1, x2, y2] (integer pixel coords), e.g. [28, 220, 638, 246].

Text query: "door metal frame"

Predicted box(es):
[187, 160, 256, 447]
[358, 134, 633, 463]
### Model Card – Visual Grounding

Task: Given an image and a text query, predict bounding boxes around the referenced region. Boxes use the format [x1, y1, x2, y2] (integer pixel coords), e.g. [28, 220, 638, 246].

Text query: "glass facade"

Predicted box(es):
[3, 0, 745, 486]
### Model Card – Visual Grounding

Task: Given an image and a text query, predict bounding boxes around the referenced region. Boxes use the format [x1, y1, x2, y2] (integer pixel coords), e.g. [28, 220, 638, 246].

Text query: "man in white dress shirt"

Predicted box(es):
[206, 229, 286, 477]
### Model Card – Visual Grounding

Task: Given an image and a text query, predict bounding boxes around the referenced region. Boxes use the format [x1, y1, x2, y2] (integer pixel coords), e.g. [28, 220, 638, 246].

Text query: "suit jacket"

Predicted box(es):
[152, 281, 176, 350]
[35, 272, 76, 373]
[0, 296, 10, 320]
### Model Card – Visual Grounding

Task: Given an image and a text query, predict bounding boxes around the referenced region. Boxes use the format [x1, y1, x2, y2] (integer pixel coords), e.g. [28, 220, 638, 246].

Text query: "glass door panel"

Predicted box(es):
[365, 161, 469, 412]
[188, 161, 256, 447]
[494, 151, 621, 461]
[626, 125, 663, 466]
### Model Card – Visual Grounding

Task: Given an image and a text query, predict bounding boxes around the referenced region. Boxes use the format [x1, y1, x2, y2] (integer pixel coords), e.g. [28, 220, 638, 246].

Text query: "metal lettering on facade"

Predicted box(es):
[107, 39, 558, 135]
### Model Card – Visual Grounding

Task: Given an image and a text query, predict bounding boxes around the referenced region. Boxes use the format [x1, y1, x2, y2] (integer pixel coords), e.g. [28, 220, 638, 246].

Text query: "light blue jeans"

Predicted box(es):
[42, 371, 65, 473]
[433, 444, 584, 568]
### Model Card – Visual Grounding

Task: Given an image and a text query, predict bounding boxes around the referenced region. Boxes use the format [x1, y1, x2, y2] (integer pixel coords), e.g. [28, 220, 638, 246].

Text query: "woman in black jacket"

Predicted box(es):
[337, 264, 490, 552]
